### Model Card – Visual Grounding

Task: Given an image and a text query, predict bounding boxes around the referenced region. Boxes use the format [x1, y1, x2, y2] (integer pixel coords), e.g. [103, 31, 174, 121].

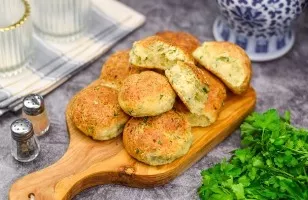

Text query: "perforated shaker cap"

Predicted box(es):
[11, 118, 34, 141]
[22, 94, 45, 116]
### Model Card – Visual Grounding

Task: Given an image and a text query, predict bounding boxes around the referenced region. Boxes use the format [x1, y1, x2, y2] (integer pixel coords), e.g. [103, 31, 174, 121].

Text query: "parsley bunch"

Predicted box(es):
[199, 109, 308, 200]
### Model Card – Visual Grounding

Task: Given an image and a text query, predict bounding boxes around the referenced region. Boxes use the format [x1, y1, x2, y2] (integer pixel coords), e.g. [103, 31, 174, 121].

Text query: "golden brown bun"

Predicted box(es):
[118, 71, 176, 117]
[193, 65, 227, 123]
[156, 31, 200, 54]
[71, 80, 130, 140]
[129, 36, 195, 70]
[100, 50, 144, 89]
[193, 41, 252, 94]
[123, 110, 192, 166]
[165, 62, 226, 123]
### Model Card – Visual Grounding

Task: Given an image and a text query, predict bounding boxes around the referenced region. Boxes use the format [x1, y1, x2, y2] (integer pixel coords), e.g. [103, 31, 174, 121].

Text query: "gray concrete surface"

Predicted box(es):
[1, 0, 307, 199]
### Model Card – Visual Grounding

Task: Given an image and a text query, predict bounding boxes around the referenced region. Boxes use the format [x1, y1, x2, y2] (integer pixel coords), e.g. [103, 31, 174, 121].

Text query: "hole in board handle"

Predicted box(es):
[28, 193, 35, 200]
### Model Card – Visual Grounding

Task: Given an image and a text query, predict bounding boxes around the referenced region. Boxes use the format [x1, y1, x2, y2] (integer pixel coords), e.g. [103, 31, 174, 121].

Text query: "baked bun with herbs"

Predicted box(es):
[193, 41, 251, 95]
[118, 71, 176, 117]
[123, 110, 192, 166]
[100, 50, 144, 89]
[165, 62, 226, 124]
[129, 36, 195, 70]
[156, 31, 200, 54]
[70, 80, 130, 141]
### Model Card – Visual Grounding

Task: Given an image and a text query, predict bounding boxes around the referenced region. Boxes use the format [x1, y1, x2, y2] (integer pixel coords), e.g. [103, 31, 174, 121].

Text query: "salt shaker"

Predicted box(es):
[22, 94, 50, 136]
[11, 118, 40, 162]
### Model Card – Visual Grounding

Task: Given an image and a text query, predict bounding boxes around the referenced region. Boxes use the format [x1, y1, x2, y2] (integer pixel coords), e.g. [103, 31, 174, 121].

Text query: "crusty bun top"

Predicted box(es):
[156, 31, 200, 54]
[71, 80, 130, 140]
[118, 71, 176, 117]
[123, 110, 192, 166]
[100, 50, 143, 89]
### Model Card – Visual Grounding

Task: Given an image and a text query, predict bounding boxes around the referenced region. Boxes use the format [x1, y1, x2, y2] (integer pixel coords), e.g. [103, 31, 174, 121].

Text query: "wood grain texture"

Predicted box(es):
[9, 88, 256, 200]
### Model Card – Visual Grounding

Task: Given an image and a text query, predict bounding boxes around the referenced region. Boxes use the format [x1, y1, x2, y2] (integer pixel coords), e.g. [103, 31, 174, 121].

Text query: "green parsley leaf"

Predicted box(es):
[216, 56, 230, 62]
[231, 183, 245, 199]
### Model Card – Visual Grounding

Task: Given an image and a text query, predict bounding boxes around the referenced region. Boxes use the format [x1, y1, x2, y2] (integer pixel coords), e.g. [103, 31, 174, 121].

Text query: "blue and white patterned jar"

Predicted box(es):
[213, 0, 307, 61]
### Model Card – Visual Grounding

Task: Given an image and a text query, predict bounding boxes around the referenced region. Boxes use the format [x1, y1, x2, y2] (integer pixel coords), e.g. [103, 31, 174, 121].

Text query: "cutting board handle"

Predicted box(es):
[9, 137, 128, 200]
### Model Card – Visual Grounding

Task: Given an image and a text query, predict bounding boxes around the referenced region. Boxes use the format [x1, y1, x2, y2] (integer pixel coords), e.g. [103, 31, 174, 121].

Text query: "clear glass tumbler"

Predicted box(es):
[30, 0, 91, 41]
[0, 0, 32, 77]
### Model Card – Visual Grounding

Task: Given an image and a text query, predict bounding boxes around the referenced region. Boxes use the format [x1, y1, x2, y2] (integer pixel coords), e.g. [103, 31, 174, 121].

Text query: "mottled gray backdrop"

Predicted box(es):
[0, 0, 307, 199]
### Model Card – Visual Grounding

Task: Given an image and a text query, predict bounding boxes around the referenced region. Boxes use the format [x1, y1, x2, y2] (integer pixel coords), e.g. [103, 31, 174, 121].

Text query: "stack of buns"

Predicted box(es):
[71, 31, 252, 166]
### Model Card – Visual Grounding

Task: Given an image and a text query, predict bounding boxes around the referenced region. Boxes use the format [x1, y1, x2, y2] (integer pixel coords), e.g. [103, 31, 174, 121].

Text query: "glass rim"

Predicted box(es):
[0, 0, 31, 32]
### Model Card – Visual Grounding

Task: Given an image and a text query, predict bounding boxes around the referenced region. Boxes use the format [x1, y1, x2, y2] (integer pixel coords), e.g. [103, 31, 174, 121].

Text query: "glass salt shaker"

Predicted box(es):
[11, 118, 40, 162]
[22, 94, 50, 136]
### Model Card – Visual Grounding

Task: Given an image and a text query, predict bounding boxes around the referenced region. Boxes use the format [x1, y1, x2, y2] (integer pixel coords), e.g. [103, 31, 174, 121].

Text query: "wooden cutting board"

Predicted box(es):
[9, 87, 256, 200]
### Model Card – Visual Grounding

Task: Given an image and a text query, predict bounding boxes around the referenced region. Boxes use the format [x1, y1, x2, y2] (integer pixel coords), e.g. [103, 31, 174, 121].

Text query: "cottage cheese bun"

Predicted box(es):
[156, 31, 200, 54]
[70, 80, 130, 141]
[100, 50, 144, 89]
[193, 41, 251, 94]
[129, 36, 195, 70]
[123, 110, 193, 166]
[174, 98, 211, 127]
[118, 71, 176, 117]
[165, 62, 226, 123]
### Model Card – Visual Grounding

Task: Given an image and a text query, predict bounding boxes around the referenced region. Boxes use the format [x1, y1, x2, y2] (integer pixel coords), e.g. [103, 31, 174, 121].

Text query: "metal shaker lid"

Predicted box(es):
[22, 94, 45, 116]
[11, 118, 34, 141]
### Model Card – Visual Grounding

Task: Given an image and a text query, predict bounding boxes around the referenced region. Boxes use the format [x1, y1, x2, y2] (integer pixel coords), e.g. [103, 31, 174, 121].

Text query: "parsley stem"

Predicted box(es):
[261, 128, 265, 151]
[299, 155, 308, 160]
[219, 186, 231, 194]
[268, 167, 294, 178]
[286, 147, 308, 155]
